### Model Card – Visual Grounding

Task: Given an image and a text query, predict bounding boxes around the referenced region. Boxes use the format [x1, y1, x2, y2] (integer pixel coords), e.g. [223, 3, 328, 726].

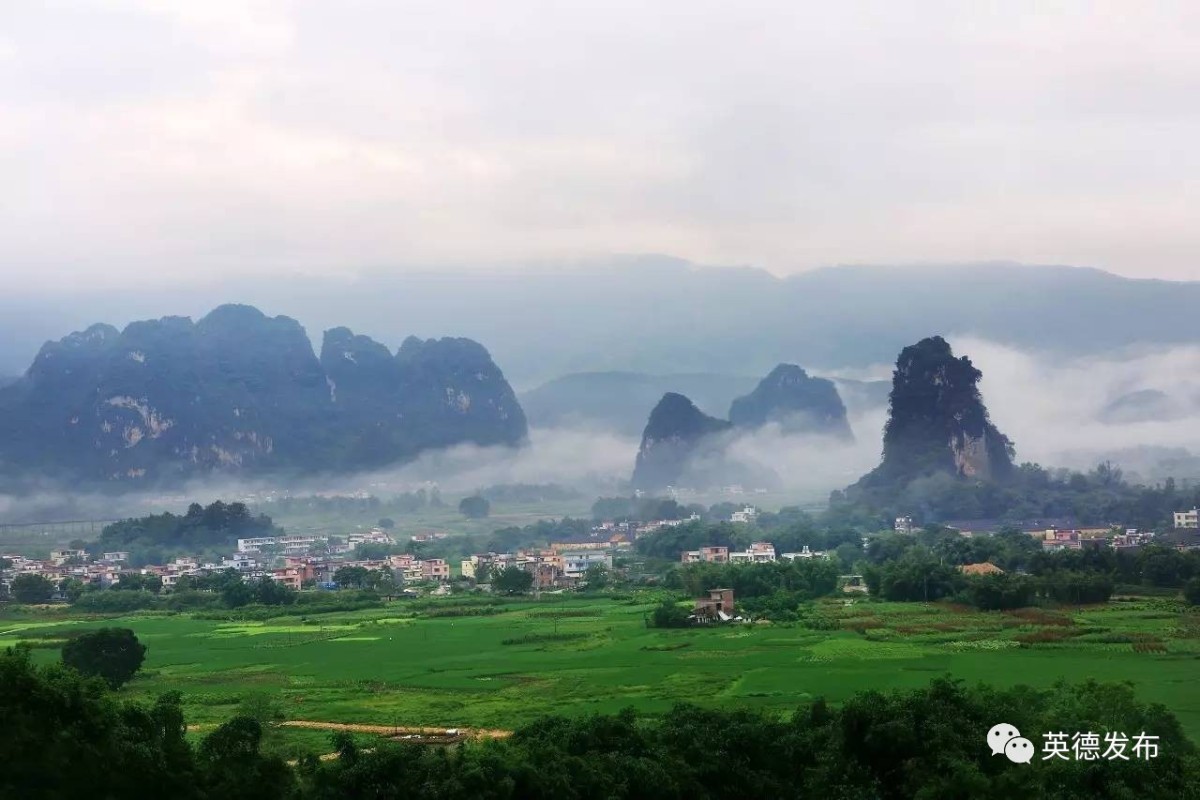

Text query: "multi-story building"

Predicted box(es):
[730, 506, 757, 524]
[348, 530, 396, 547]
[271, 568, 305, 591]
[894, 516, 915, 534]
[236, 535, 324, 554]
[223, 553, 257, 570]
[559, 549, 612, 580]
[681, 546, 729, 564]
[49, 549, 87, 566]
[421, 559, 450, 582]
[780, 545, 828, 561]
[693, 588, 736, 622]
[1175, 509, 1199, 529]
[729, 542, 776, 563]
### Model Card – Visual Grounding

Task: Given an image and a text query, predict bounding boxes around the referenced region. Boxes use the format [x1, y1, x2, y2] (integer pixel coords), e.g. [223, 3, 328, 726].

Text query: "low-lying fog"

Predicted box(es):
[1, 339, 1197, 523]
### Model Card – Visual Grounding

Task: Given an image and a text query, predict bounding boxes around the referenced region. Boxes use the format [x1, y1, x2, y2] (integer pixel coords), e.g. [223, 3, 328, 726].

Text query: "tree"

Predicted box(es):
[11, 573, 55, 604]
[0, 649, 197, 800]
[962, 573, 1035, 611]
[333, 565, 370, 589]
[197, 716, 293, 800]
[492, 565, 533, 595]
[352, 542, 393, 560]
[377, 517, 396, 529]
[113, 572, 162, 593]
[61, 628, 147, 689]
[59, 578, 86, 603]
[221, 580, 254, 608]
[583, 563, 610, 590]
[251, 577, 295, 606]
[458, 495, 490, 519]
[1182, 577, 1200, 606]
[651, 599, 692, 628]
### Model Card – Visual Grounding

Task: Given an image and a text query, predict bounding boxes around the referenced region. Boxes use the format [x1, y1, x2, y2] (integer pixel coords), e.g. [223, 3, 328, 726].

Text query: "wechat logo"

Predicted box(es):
[988, 723, 1034, 764]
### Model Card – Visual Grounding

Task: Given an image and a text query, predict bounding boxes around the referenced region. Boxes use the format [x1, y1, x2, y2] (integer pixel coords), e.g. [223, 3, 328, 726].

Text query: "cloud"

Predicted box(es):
[955, 337, 1200, 474]
[2, 1, 1200, 288]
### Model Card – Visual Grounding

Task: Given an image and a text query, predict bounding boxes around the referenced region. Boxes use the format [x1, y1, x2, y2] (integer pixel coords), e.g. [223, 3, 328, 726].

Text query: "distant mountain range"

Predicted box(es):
[0, 305, 525, 487]
[1, 260, 1195, 385]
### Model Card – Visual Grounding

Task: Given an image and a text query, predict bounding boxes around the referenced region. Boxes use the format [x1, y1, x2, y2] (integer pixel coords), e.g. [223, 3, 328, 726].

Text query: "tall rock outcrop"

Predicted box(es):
[728, 364, 853, 439]
[858, 336, 1014, 488]
[631, 393, 731, 491]
[321, 329, 527, 469]
[0, 305, 526, 486]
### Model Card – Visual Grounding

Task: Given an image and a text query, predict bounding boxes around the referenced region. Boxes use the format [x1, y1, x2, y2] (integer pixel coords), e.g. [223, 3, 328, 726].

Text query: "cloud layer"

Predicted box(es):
[3, 1, 1200, 288]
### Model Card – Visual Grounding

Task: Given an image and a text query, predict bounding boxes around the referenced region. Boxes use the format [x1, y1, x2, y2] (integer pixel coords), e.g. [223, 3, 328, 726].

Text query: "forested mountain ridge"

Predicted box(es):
[856, 336, 1014, 490]
[630, 363, 857, 491]
[0, 305, 526, 486]
[632, 393, 732, 491]
[728, 364, 854, 439]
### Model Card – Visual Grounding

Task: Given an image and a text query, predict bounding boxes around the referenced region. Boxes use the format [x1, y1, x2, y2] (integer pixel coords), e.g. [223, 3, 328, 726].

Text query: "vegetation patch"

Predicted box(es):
[500, 632, 590, 646]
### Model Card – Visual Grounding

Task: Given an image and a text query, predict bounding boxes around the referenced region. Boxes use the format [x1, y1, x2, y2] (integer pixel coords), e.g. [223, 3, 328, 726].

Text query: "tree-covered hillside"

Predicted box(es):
[94, 501, 278, 565]
[0, 304, 526, 487]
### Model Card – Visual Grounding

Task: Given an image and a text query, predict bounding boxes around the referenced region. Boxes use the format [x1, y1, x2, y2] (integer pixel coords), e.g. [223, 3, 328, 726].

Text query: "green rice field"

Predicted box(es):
[4, 594, 1199, 752]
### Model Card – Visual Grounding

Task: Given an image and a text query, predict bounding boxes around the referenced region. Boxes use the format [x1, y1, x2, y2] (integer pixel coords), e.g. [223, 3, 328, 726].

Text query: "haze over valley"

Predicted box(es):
[4, 4, 1200, 797]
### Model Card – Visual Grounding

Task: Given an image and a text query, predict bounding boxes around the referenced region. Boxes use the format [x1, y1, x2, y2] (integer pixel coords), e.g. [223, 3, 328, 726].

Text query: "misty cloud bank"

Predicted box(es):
[1, 339, 1197, 524]
[963, 338, 1200, 480]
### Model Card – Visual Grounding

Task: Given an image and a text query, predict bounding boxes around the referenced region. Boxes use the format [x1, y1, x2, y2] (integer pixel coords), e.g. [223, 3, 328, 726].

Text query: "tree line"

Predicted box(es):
[3, 645, 1197, 800]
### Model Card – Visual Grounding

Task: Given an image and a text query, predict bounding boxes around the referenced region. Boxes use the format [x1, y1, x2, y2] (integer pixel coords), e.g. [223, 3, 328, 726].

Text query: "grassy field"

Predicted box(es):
[4, 593, 1199, 755]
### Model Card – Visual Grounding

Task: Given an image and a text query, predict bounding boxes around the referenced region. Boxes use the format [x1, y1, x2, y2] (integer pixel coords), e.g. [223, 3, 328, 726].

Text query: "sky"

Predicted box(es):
[2, 0, 1199, 290]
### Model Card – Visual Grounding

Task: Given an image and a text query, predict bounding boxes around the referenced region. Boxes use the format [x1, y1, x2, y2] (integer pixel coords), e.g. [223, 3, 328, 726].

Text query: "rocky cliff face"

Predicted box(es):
[631, 393, 732, 491]
[0, 305, 526, 485]
[321, 329, 527, 469]
[728, 364, 853, 439]
[860, 336, 1014, 488]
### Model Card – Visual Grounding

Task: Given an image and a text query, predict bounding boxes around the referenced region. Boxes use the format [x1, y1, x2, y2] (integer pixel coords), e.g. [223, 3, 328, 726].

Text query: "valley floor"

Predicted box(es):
[3, 593, 1198, 756]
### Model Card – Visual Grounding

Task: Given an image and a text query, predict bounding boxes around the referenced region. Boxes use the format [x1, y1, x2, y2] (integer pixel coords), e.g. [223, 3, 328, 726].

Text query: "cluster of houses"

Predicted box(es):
[0, 528, 459, 596]
[680, 541, 830, 565]
[896, 512, 1200, 553]
[461, 538, 625, 589]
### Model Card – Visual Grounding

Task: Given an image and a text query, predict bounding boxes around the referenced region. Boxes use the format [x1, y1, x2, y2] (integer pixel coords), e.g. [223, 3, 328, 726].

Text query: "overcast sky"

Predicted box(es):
[2, 0, 1198, 290]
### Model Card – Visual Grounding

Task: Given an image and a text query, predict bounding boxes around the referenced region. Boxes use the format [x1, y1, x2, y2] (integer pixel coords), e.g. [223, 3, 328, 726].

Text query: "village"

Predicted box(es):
[2, 504, 1196, 604]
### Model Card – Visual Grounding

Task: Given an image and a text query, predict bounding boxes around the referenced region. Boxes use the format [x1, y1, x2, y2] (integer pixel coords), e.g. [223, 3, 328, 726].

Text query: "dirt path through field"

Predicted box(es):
[280, 720, 513, 739]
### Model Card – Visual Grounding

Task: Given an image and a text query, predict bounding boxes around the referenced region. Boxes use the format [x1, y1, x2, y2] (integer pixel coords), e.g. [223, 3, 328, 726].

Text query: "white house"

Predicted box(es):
[730, 505, 758, 524]
[560, 549, 612, 579]
[729, 542, 776, 563]
[781, 545, 829, 561]
[1174, 509, 1199, 529]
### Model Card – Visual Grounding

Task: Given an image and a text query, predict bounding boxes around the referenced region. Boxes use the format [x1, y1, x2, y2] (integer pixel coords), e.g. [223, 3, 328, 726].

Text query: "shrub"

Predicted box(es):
[1184, 577, 1200, 606]
[73, 590, 160, 613]
[650, 599, 692, 628]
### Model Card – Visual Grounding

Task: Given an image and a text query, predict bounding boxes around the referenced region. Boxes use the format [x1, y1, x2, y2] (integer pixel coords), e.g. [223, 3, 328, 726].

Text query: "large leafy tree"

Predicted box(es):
[458, 495, 491, 519]
[0, 647, 293, 800]
[492, 565, 533, 594]
[10, 573, 55, 604]
[61, 627, 147, 689]
[197, 717, 293, 800]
